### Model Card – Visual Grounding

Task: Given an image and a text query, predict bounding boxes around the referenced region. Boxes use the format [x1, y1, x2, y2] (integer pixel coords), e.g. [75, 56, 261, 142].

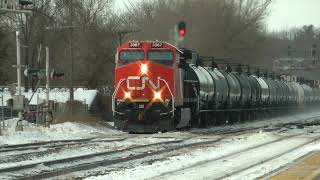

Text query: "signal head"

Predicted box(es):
[178, 21, 186, 37]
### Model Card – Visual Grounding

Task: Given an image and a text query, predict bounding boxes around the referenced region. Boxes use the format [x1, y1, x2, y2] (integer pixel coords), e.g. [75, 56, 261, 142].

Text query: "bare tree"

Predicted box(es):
[118, 0, 272, 66]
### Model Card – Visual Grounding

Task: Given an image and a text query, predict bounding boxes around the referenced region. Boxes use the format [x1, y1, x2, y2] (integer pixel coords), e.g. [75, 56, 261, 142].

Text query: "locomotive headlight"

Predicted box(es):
[124, 91, 131, 99]
[154, 91, 162, 100]
[140, 64, 148, 75]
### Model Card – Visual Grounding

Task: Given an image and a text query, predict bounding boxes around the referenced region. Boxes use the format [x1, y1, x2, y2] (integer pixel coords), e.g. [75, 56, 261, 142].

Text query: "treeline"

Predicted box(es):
[0, 0, 319, 89]
[0, 0, 118, 88]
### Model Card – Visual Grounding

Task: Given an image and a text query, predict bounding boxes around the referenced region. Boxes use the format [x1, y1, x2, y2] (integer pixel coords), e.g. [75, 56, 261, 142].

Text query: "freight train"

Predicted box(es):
[112, 41, 320, 133]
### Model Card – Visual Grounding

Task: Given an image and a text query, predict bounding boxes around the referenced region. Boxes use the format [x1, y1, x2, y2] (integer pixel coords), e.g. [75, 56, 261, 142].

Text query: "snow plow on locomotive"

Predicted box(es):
[112, 41, 320, 133]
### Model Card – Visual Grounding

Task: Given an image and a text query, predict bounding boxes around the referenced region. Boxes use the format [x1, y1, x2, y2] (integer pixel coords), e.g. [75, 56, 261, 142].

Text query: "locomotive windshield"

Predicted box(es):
[148, 50, 173, 66]
[119, 50, 144, 65]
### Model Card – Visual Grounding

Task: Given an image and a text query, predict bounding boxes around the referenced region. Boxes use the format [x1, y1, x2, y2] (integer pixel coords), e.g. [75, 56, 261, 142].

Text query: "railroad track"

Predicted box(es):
[215, 136, 320, 179]
[0, 123, 287, 180]
[0, 137, 128, 164]
[153, 132, 320, 180]
[1, 114, 320, 179]
[0, 137, 126, 154]
[0, 138, 94, 153]
[0, 136, 236, 180]
[0, 122, 309, 179]
[190, 114, 320, 136]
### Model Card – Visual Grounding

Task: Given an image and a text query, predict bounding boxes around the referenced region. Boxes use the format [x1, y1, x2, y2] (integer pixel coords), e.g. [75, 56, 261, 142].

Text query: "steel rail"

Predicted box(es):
[216, 136, 320, 179]
[153, 132, 308, 179]
[0, 138, 235, 180]
[0, 138, 125, 153]
[0, 139, 186, 176]
[0, 138, 127, 165]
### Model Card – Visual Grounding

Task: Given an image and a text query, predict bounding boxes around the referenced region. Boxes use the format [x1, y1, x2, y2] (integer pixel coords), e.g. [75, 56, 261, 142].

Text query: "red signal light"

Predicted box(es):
[178, 21, 186, 37]
[179, 29, 185, 37]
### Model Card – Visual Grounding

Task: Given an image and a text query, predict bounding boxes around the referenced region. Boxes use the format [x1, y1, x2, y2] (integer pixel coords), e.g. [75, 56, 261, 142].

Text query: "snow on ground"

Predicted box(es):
[1, 111, 320, 179]
[189, 110, 320, 134]
[85, 123, 320, 180]
[0, 88, 97, 107]
[0, 118, 123, 145]
[84, 132, 280, 180]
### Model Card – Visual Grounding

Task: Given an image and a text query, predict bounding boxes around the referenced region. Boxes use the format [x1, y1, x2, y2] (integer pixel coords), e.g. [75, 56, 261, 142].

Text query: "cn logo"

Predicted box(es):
[127, 76, 160, 90]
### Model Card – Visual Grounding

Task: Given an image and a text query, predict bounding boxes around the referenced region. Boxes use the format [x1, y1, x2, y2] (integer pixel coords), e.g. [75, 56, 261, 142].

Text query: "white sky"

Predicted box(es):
[114, 0, 320, 32]
[266, 0, 320, 31]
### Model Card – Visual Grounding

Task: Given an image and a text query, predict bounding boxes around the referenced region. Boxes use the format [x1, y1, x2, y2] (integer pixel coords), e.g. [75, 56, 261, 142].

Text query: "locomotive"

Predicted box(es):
[112, 41, 320, 133]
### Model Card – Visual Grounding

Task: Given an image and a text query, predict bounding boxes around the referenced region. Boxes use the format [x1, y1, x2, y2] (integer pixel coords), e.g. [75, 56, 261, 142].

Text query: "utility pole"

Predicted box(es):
[69, 28, 74, 101]
[69, 0, 74, 101]
[16, 31, 22, 121]
[45, 47, 51, 123]
[14, 30, 25, 131]
[45, 47, 49, 106]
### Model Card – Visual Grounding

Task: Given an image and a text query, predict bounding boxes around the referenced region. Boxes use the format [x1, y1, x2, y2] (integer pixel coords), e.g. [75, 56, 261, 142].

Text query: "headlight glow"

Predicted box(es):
[140, 64, 148, 75]
[154, 91, 162, 100]
[124, 91, 131, 99]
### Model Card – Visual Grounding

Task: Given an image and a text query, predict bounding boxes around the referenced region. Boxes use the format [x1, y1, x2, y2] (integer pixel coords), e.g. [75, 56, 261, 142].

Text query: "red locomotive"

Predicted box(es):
[113, 41, 182, 132]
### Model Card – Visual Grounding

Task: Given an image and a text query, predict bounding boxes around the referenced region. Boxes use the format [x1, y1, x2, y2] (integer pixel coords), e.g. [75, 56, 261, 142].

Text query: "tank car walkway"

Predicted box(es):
[267, 151, 320, 180]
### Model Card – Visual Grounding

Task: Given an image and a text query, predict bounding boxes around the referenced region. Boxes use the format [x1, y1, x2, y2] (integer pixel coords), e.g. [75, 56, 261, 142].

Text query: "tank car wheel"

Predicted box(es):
[225, 112, 231, 124]
[235, 111, 241, 124]
[220, 111, 228, 125]
[197, 115, 202, 128]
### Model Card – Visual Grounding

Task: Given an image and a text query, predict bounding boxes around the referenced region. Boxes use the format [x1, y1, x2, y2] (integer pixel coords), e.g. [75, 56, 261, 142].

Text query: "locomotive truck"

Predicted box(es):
[112, 41, 320, 133]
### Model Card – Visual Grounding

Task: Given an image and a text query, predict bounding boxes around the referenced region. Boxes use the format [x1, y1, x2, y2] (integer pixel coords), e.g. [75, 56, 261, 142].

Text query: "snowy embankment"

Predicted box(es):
[0, 118, 123, 145]
[0, 88, 97, 107]
[86, 126, 320, 180]
[84, 111, 320, 180]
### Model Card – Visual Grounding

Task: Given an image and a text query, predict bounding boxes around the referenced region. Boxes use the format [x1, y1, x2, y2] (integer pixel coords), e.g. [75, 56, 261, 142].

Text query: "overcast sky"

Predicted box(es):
[266, 0, 320, 31]
[114, 0, 320, 32]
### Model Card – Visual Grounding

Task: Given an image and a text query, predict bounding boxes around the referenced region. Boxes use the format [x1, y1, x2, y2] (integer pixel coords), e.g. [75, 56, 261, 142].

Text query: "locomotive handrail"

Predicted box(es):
[160, 78, 175, 117]
[112, 78, 126, 116]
